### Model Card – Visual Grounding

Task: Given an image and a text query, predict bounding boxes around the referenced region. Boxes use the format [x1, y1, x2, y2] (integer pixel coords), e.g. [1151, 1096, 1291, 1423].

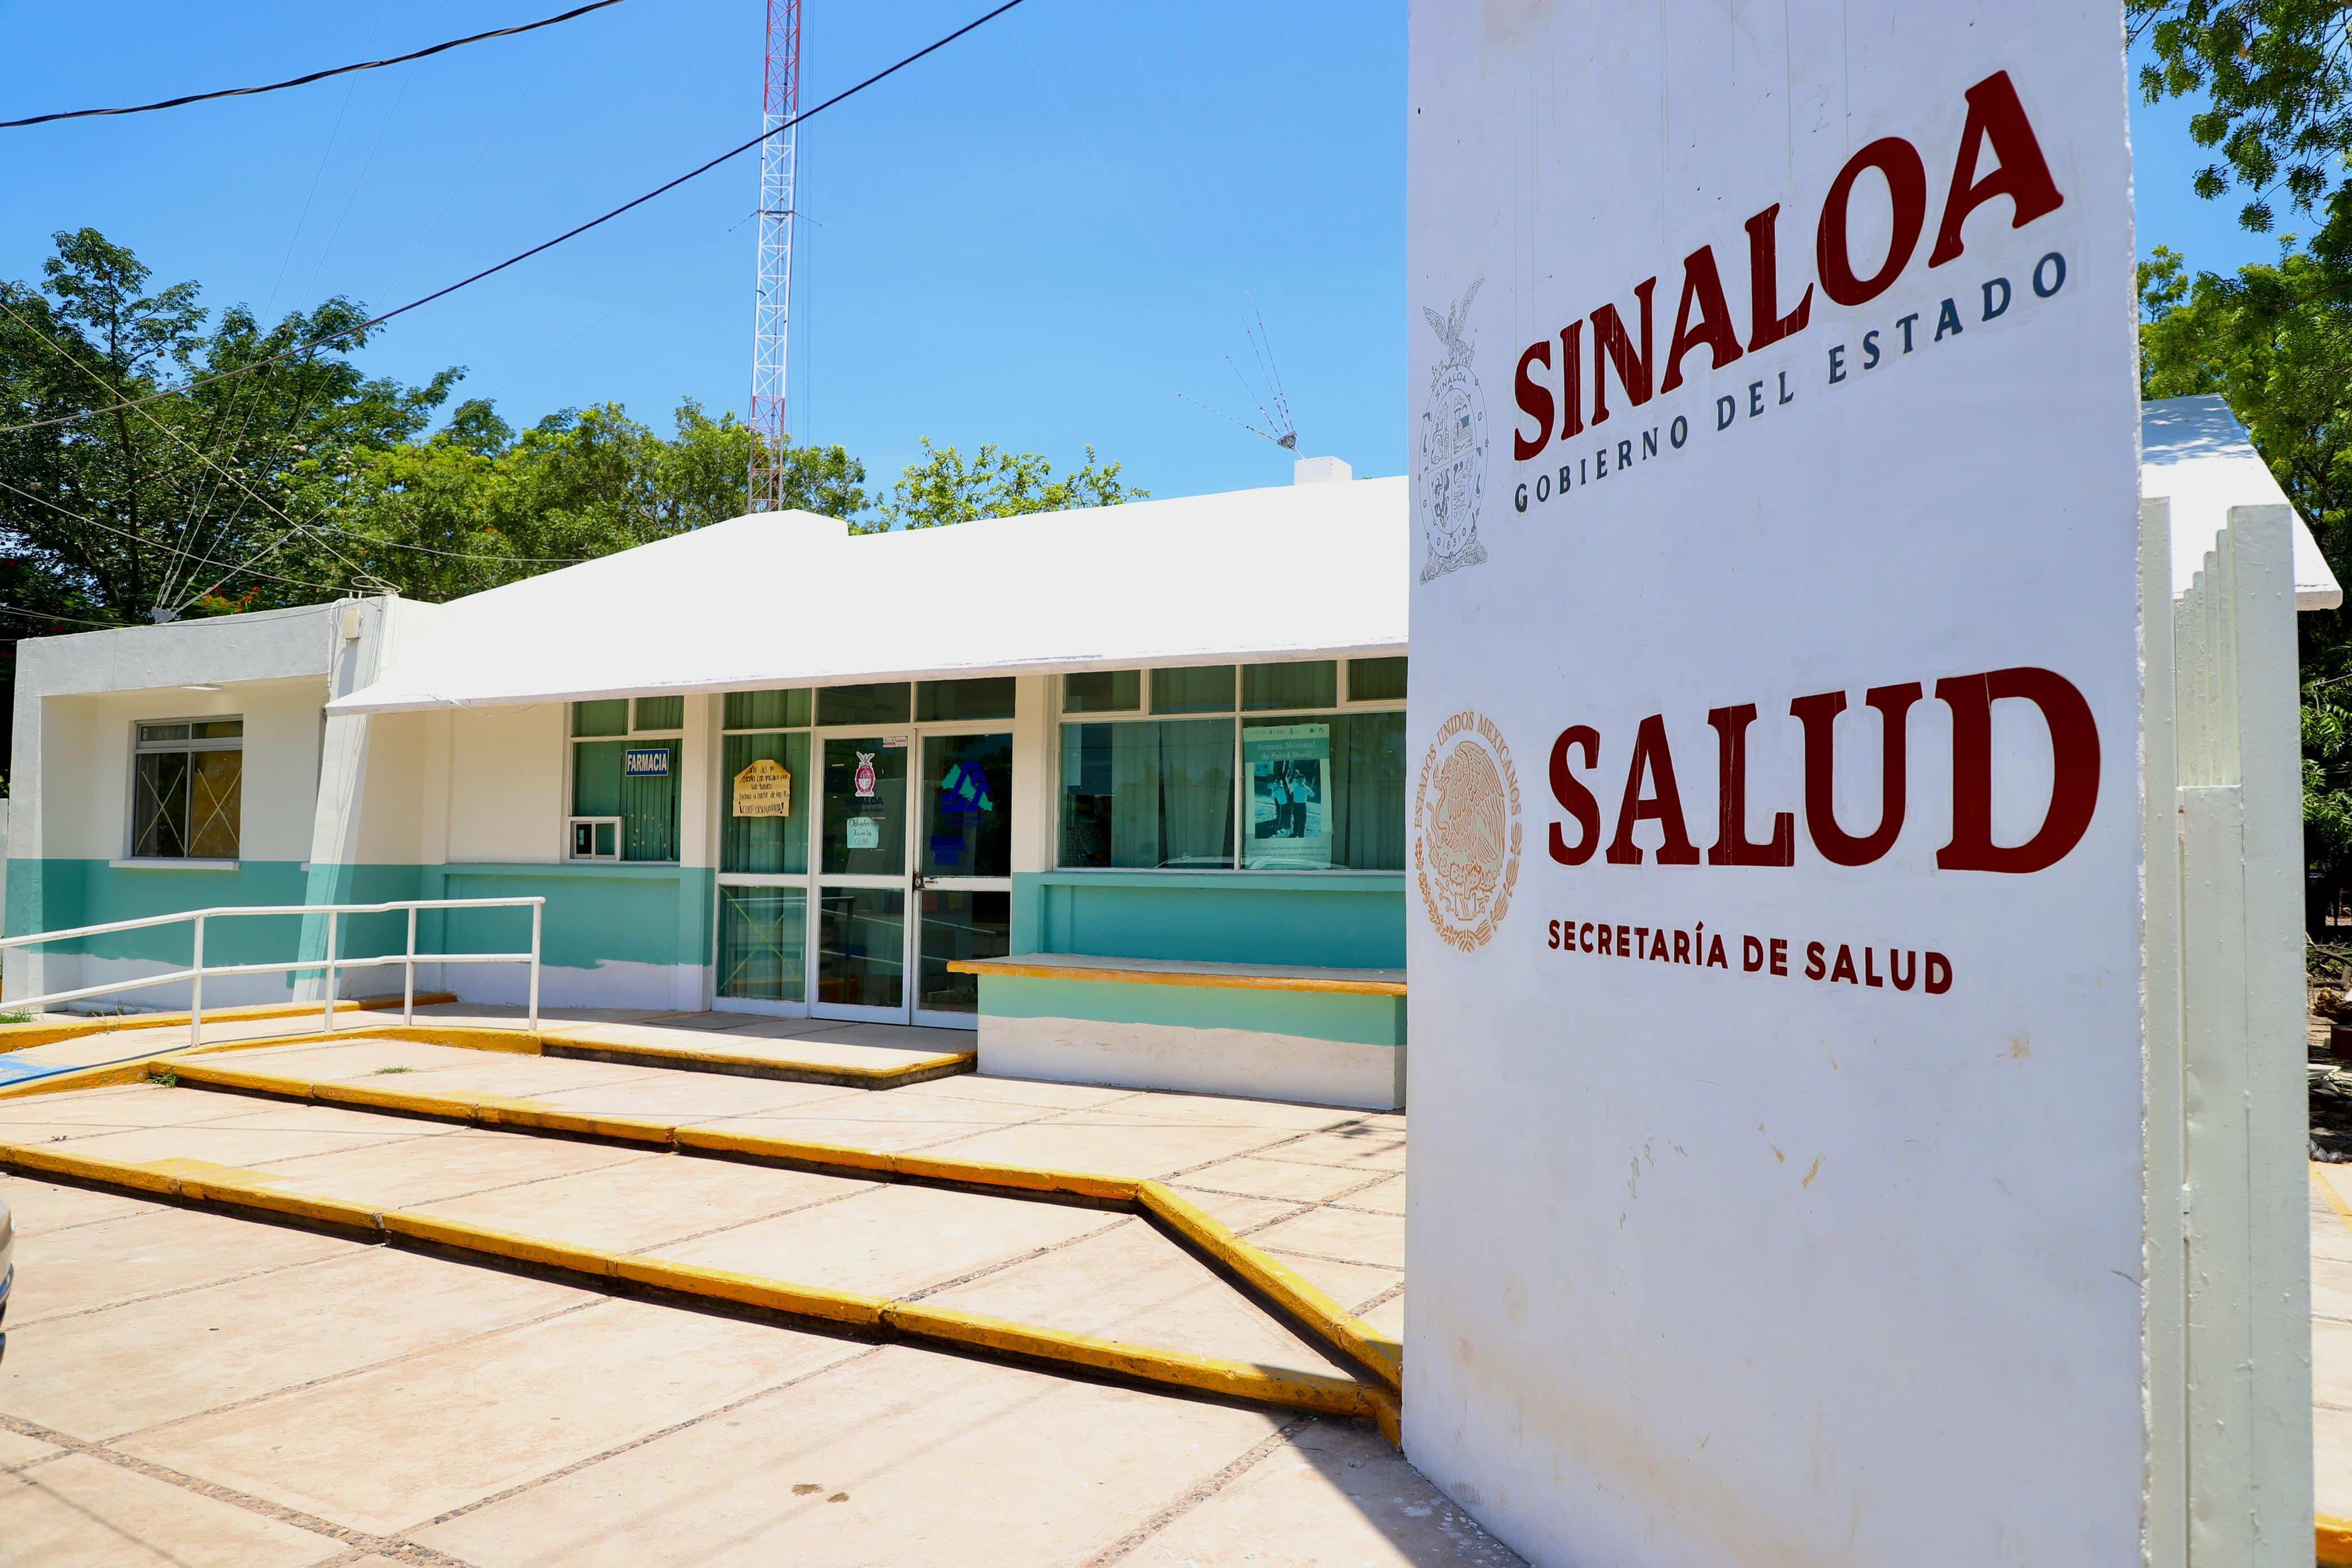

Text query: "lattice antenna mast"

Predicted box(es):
[747, 0, 802, 512]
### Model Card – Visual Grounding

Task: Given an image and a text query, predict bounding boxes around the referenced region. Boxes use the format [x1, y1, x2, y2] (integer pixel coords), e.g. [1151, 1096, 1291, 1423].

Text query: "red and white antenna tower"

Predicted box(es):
[747, 0, 801, 512]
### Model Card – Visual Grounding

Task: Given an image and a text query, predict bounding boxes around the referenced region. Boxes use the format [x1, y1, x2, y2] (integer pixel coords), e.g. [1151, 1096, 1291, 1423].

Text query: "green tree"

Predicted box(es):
[2139, 241, 2352, 913]
[0, 227, 457, 623]
[2132, 4, 2352, 917]
[870, 438, 1143, 532]
[287, 400, 870, 601]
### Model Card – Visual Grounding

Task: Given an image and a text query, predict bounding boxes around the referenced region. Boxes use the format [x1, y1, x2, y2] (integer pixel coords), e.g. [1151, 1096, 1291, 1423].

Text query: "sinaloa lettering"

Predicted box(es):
[1511, 68, 2065, 465]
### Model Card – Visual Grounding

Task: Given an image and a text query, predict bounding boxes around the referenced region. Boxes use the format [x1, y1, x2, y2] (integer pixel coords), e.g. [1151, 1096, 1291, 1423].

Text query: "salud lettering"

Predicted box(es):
[1546, 666, 2099, 874]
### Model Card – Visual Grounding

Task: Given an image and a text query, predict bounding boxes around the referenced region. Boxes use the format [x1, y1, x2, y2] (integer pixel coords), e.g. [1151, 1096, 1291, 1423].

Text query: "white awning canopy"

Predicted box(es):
[328, 475, 1409, 715]
[2141, 395, 2342, 609]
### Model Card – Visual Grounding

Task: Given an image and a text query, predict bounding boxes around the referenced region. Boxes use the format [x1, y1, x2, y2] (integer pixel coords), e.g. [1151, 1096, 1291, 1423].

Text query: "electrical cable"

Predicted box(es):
[0, 475, 354, 596]
[0, 300, 393, 605]
[0, 603, 132, 630]
[0, 0, 1031, 438]
[0, 0, 630, 129]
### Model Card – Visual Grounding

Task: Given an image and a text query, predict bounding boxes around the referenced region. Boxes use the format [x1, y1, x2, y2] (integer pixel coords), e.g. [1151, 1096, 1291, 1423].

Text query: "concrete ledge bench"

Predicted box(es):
[948, 954, 1407, 1111]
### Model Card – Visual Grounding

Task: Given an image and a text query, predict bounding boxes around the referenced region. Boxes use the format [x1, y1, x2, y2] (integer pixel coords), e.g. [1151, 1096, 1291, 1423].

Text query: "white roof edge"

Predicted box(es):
[2141, 395, 2342, 609]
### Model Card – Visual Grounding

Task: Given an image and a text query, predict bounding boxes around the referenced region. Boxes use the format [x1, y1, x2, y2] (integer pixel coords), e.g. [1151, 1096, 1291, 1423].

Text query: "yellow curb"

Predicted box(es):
[552, 1033, 976, 1088]
[137, 1059, 1403, 1402]
[0, 1133, 1396, 1438]
[157, 1020, 968, 1090]
[612, 1254, 886, 1327]
[141, 1158, 288, 1186]
[2318, 1162, 2352, 1240]
[0, 1060, 167, 1101]
[2321, 1514, 2352, 1568]
[878, 1300, 1381, 1419]
[0, 993, 460, 1054]
[884, 1150, 1139, 1203]
[672, 1123, 898, 1176]
[1364, 1385, 1402, 1448]
[1138, 1181, 1403, 1392]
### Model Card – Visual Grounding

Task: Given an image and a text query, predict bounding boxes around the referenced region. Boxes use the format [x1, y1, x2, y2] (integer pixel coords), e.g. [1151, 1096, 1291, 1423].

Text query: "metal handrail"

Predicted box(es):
[0, 896, 546, 1046]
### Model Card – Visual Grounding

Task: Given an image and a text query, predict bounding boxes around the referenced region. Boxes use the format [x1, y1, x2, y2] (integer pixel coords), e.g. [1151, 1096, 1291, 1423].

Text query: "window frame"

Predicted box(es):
[716, 690, 816, 885]
[1051, 659, 1407, 873]
[126, 715, 245, 864]
[565, 699, 687, 865]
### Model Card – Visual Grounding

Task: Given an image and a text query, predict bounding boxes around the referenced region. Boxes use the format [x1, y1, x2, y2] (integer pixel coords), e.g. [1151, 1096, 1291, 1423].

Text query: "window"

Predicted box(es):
[916, 677, 1016, 722]
[1347, 657, 1408, 703]
[570, 700, 681, 862]
[721, 692, 810, 876]
[1060, 718, 1235, 868]
[817, 682, 911, 727]
[1056, 658, 1408, 872]
[132, 719, 243, 860]
[1149, 666, 1235, 714]
[1062, 670, 1140, 713]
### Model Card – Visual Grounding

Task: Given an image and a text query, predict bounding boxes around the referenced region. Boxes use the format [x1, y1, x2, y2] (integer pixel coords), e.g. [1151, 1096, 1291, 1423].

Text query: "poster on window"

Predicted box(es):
[731, 758, 791, 817]
[1245, 723, 1331, 868]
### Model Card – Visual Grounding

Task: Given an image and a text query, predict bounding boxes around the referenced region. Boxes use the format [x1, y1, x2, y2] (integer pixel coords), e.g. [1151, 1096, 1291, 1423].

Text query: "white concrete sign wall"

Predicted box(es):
[1404, 6, 2143, 1565]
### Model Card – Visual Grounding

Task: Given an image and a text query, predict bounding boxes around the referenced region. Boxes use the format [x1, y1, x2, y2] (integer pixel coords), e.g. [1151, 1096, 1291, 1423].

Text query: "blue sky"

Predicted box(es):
[0, 5, 2294, 505]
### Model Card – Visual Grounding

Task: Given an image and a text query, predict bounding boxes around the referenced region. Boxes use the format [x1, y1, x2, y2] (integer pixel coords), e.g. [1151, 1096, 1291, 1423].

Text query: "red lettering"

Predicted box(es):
[1661, 246, 1743, 395]
[1925, 952, 1953, 994]
[1805, 941, 1826, 980]
[1706, 703, 1794, 866]
[1548, 726, 1603, 865]
[1743, 934, 1764, 972]
[1744, 203, 1813, 352]
[1513, 341, 1554, 461]
[1891, 949, 1917, 990]
[1789, 683, 1922, 865]
[1607, 714, 1701, 865]
[1589, 278, 1658, 427]
[1929, 70, 2065, 268]
[1816, 137, 1929, 306]
[1558, 322, 1585, 439]
[1769, 937, 1788, 976]
[1935, 667, 2100, 873]
[1830, 944, 1858, 985]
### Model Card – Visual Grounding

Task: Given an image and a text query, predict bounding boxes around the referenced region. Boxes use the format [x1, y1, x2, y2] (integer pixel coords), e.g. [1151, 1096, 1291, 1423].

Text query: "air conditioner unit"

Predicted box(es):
[568, 816, 622, 861]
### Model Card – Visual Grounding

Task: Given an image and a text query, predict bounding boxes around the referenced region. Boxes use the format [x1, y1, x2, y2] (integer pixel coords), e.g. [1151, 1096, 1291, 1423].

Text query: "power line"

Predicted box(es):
[0, 0, 630, 130]
[0, 299, 393, 608]
[0, 0, 1032, 438]
[0, 475, 354, 596]
[0, 603, 133, 630]
[312, 525, 585, 565]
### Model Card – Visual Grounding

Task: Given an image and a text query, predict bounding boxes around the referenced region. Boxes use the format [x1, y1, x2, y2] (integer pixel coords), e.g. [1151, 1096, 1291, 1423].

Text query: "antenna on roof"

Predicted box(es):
[1178, 294, 1301, 454]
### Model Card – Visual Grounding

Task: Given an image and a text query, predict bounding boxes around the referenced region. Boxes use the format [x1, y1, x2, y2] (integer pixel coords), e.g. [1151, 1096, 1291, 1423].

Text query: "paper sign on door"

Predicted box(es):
[731, 759, 791, 817]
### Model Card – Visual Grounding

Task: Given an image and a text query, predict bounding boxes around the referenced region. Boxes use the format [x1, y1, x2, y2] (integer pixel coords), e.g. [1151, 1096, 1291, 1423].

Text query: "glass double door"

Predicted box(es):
[812, 728, 1013, 1026]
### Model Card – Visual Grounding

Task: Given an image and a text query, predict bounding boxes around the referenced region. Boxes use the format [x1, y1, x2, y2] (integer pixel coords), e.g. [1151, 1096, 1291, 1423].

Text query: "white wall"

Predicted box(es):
[446, 704, 565, 864]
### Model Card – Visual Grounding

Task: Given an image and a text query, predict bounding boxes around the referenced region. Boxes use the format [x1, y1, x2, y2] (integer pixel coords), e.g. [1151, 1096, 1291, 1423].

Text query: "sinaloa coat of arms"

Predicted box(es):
[1414, 710, 1521, 952]
[1419, 279, 1489, 582]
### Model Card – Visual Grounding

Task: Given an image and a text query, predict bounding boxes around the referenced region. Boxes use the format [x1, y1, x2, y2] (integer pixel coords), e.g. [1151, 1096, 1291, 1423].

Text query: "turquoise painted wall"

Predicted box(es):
[6, 859, 712, 980]
[1011, 871, 1406, 970]
[980, 973, 1403, 1047]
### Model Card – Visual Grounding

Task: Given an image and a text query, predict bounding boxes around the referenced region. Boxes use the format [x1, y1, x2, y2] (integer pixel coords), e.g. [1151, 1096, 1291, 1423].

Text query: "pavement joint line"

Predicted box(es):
[0, 1409, 476, 1565]
[402, 1344, 891, 1537]
[894, 1212, 1138, 1304]
[625, 1175, 887, 1250]
[1352, 1279, 1407, 1317]
[3, 1242, 386, 1333]
[0, 1124, 1402, 1435]
[1078, 1411, 1325, 1568]
[120, 1301, 609, 1444]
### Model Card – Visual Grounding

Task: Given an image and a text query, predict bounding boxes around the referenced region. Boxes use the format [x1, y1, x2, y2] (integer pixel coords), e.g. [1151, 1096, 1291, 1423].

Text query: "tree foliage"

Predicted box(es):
[0, 227, 453, 625]
[870, 438, 1143, 533]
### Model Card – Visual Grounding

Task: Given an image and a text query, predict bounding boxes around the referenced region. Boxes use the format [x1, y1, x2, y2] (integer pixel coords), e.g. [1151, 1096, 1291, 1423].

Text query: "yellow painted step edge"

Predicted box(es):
[880, 1300, 1378, 1419]
[2321, 1514, 2352, 1568]
[1138, 1180, 1403, 1393]
[0, 993, 459, 1054]
[0, 1136, 1392, 1440]
[0, 1060, 167, 1102]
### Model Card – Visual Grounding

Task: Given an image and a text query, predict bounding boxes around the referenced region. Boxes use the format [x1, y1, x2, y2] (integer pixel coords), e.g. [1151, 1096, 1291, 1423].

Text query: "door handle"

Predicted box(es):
[911, 872, 927, 891]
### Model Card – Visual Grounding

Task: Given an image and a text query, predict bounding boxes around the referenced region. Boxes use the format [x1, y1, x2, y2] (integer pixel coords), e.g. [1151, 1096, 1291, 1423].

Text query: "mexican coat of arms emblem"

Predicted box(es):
[1414, 710, 1521, 952]
[1418, 279, 1490, 582]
